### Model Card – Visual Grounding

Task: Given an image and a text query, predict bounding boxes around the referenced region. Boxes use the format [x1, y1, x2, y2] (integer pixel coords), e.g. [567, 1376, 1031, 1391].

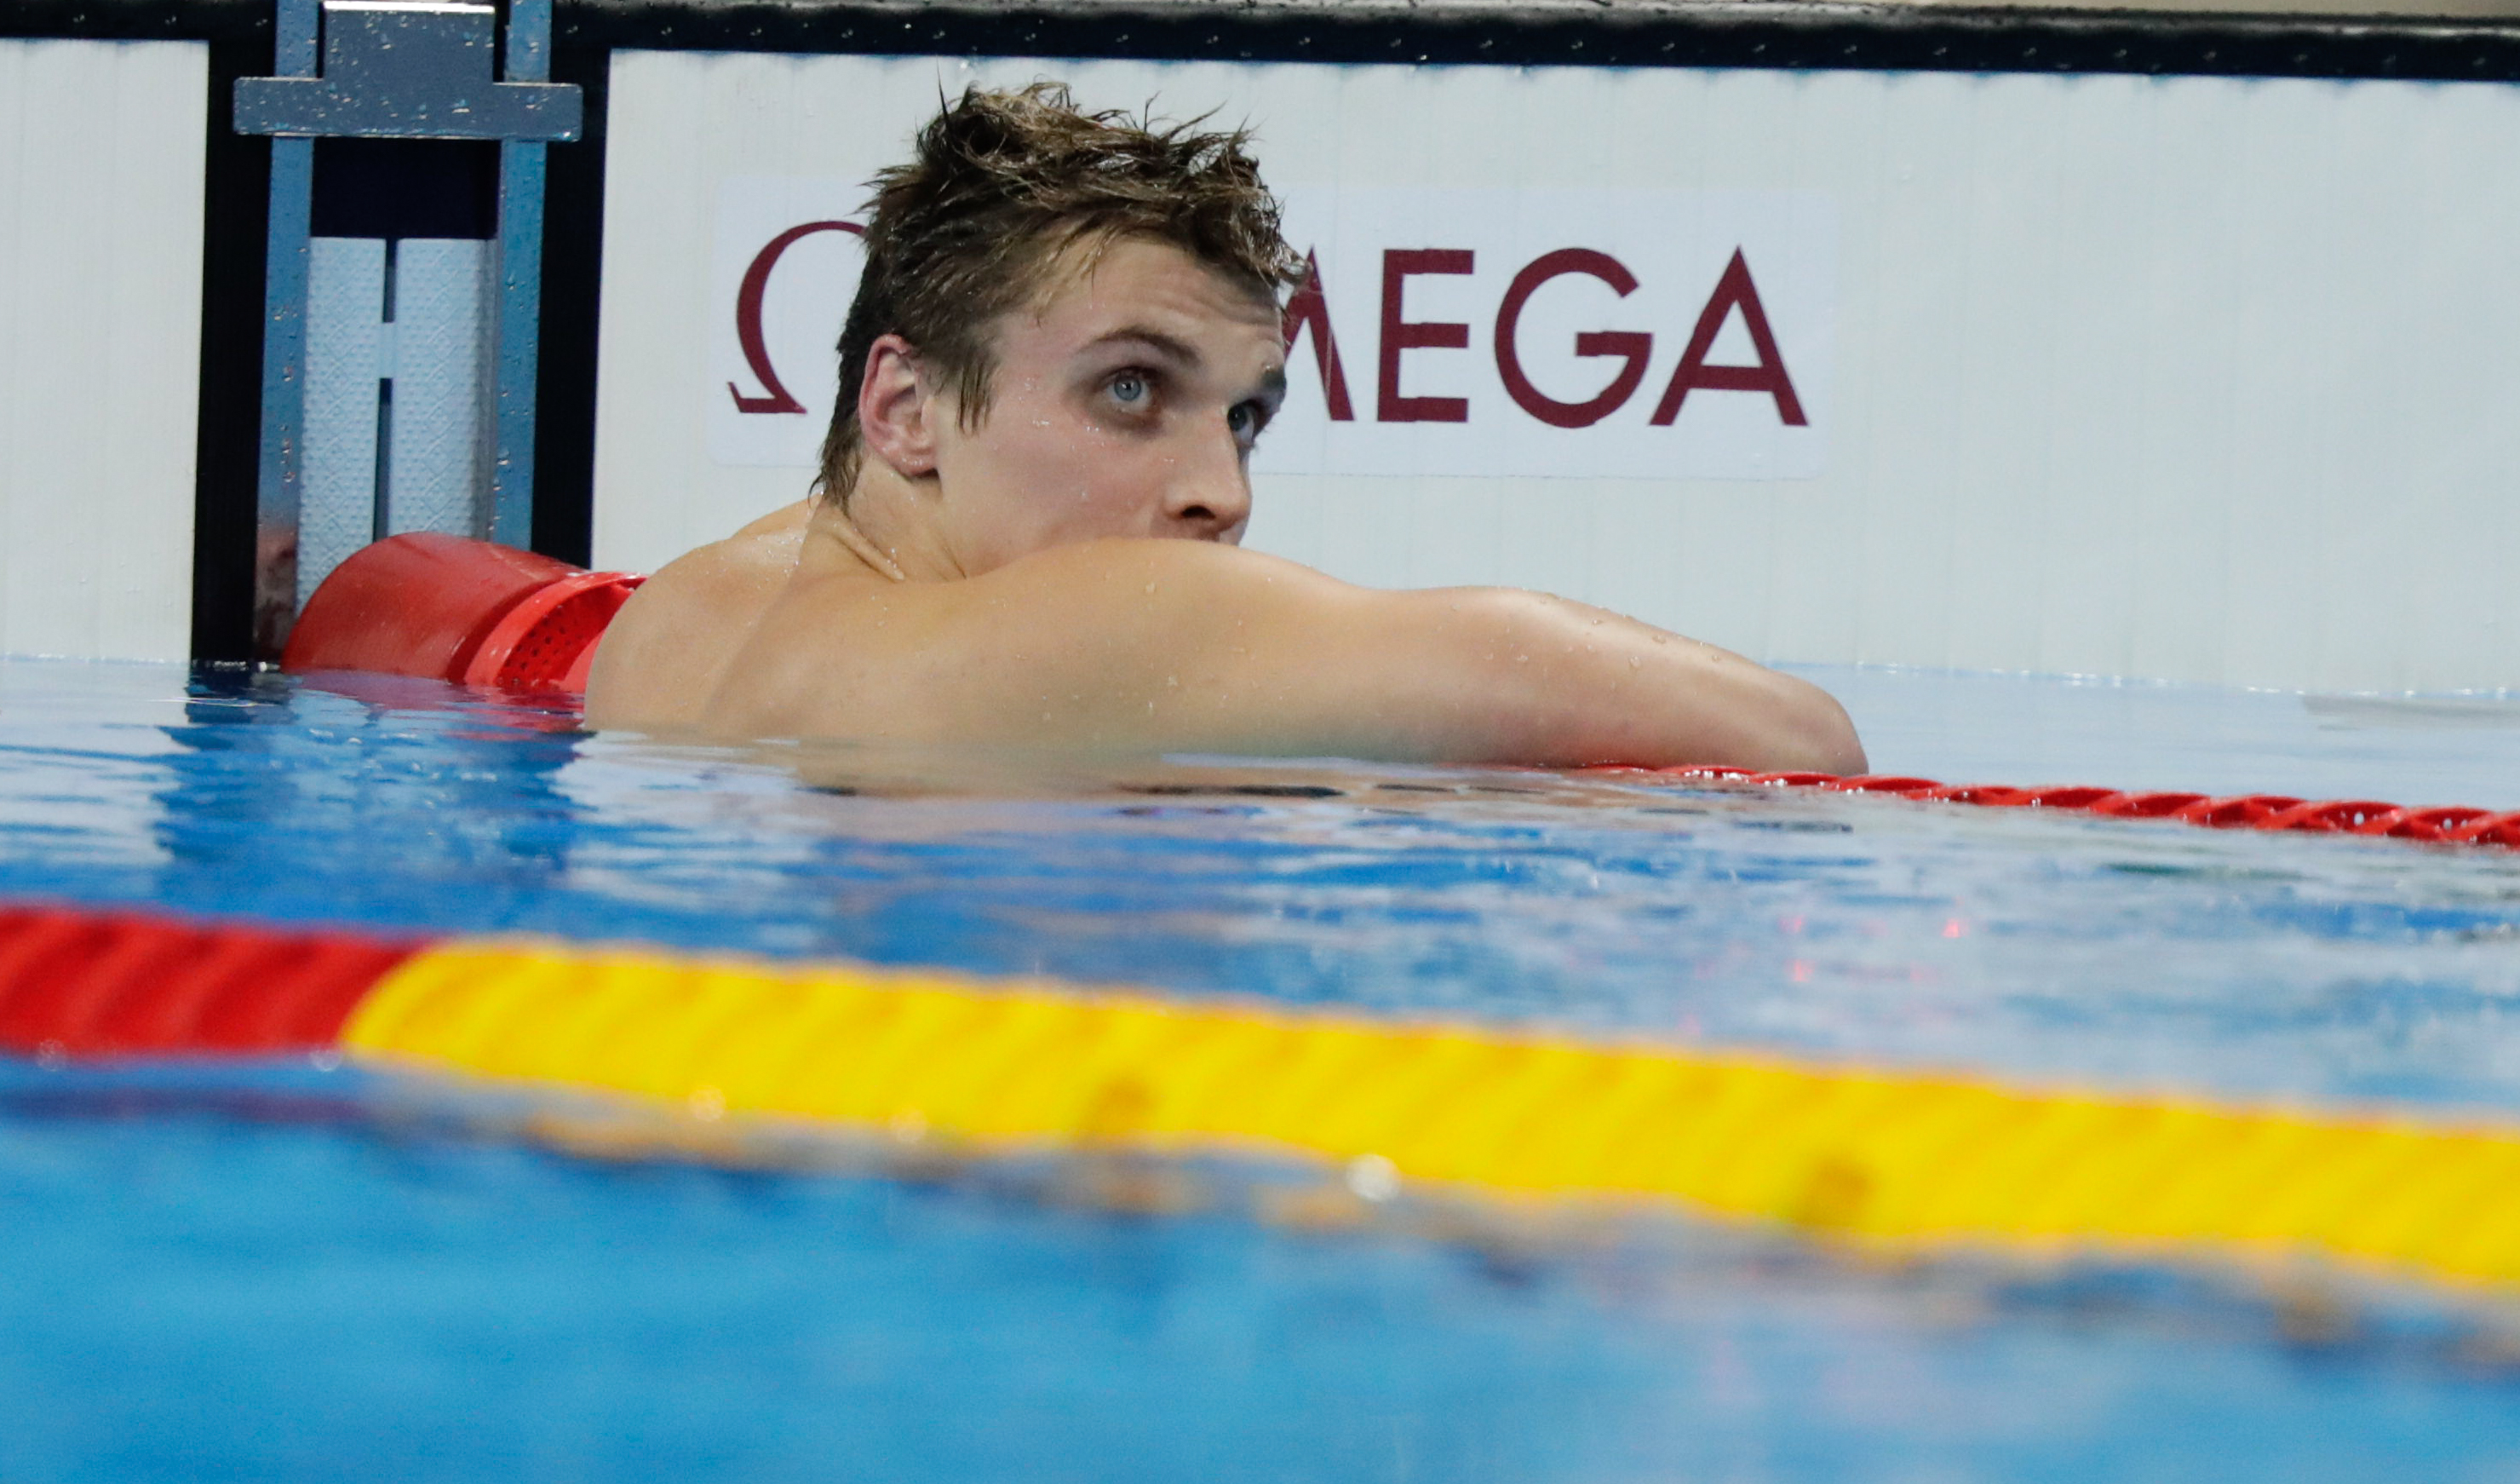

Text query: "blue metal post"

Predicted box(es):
[239, 0, 577, 630]
[253, 0, 320, 655]
[491, 0, 553, 548]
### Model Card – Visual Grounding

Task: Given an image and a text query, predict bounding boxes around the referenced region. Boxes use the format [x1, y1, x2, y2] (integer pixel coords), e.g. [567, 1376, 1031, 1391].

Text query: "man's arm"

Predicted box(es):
[717, 539, 1865, 773]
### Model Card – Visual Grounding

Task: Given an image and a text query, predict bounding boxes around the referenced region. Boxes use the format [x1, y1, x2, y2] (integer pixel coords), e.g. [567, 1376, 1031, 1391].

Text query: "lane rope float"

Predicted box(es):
[1583, 767, 2520, 851]
[5, 903, 2520, 1291]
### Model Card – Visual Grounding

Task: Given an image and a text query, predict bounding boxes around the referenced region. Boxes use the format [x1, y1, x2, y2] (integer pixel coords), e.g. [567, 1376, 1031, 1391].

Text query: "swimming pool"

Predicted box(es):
[5, 657, 2520, 1480]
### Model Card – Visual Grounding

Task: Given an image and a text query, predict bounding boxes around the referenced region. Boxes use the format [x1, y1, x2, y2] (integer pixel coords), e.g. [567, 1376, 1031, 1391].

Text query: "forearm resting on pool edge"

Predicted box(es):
[1295, 585, 1868, 774]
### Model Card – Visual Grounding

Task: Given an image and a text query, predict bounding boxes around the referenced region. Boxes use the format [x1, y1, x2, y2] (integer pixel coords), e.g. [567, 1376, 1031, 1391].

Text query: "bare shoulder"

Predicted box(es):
[705, 538, 1371, 740]
[755, 538, 1356, 657]
[881, 539, 1379, 682]
[962, 537, 1350, 616]
[584, 502, 812, 728]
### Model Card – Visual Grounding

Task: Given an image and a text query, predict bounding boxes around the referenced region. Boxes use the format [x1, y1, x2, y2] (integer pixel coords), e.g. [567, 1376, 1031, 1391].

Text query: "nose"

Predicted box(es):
[1161, 425, 1254, 538]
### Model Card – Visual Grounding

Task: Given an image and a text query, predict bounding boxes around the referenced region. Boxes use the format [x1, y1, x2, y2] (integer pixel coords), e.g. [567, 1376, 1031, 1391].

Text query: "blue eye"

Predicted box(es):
[1110, 372, 1149, 406]
[1227, 400, 1269, 446]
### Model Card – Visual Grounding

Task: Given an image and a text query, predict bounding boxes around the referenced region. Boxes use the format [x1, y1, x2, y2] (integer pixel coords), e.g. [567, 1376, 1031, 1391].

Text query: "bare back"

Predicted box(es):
[583, 502, 812, 730]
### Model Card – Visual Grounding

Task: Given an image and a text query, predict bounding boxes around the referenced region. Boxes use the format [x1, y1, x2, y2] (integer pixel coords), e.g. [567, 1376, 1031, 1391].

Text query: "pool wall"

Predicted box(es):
[0, 38, 205, 664]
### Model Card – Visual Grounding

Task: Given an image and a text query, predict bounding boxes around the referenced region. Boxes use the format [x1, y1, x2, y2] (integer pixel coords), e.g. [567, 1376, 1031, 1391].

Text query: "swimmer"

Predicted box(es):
[588, 84, 1865, 774]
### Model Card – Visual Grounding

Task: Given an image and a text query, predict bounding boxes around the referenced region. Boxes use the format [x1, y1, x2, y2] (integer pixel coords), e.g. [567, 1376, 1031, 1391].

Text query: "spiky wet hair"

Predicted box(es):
[817, 82, 1303, 502]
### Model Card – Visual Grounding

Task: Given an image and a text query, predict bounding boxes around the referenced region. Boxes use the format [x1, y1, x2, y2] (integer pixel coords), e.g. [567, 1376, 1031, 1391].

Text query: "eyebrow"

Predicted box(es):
[1084, 325, 1203, 366]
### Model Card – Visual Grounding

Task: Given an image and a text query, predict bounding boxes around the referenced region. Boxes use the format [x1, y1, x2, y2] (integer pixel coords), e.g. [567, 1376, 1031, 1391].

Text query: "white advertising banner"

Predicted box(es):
[602, 51, 2520, 692]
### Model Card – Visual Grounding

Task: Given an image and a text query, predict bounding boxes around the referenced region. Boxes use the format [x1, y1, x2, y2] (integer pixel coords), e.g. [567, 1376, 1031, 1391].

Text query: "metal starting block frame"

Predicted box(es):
[234, 0, 580, 657]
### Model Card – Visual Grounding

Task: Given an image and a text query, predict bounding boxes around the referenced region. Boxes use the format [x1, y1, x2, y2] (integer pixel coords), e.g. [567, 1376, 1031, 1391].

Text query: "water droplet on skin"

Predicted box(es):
[1628, 656, 1643, 669]
[1145, 582, 1157, 595]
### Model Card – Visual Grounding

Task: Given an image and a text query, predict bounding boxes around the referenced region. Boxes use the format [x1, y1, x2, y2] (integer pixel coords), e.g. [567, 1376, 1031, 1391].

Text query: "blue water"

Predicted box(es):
[3, 657, 2520, 1481]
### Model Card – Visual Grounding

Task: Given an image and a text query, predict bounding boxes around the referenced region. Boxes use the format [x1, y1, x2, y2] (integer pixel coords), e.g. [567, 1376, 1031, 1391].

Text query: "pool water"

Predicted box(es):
[3, 657, 2520, 1481]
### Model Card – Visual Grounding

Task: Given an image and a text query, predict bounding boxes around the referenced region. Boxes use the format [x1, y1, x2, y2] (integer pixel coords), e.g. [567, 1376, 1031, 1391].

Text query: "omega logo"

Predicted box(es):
[726, 219, 864, 415]
[729, 225, 1804, 431]
[1296, 245, 1806, 429]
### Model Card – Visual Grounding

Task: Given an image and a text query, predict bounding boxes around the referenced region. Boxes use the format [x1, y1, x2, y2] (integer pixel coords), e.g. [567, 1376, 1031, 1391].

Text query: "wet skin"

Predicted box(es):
[587, 236, 1864, 774]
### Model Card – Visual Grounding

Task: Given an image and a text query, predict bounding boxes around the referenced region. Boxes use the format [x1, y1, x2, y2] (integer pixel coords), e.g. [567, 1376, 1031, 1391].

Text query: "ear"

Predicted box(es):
[855, 333, 943, 480]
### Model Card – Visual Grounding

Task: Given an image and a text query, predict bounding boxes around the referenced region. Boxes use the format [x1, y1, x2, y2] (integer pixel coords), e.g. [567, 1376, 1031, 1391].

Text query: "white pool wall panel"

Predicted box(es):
[594, 52, 2520, 694]
[382, 239, 494, 544]
[300, 235, 499, 606]
[303, 238, 387, 609]
[0, 40, 205, 664]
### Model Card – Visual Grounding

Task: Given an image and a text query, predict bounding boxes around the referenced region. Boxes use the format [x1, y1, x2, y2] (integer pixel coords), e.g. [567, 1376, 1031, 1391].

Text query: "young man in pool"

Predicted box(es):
[587, 85, 1865, 774]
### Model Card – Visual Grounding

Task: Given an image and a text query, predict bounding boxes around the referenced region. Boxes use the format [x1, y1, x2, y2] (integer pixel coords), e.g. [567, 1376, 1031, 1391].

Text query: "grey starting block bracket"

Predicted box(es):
[236, 2, 579, 140]
[236, 0, 580, 658]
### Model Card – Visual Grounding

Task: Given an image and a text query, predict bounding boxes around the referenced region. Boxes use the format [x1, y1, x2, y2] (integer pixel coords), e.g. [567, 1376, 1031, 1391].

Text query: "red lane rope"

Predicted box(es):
[1580, 768, 2520, 848]
[0, 907, 417, 1061]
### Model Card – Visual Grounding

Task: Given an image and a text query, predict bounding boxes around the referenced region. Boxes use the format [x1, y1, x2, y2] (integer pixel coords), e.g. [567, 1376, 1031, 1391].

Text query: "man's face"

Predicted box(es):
[925, 235, 1287, 576]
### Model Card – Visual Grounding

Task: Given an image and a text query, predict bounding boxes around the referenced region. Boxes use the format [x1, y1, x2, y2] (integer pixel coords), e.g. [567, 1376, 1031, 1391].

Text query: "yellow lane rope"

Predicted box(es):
[342, 940, 2520, 1288]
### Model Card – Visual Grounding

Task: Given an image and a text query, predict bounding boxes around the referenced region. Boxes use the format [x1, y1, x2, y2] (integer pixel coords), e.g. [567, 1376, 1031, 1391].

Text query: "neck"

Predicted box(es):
[817, 463, 962, 584]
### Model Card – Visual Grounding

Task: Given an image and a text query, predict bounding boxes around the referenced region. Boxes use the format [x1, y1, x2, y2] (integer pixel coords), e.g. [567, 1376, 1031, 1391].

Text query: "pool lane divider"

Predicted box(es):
[1586, 767, 2520, 848]
[6, 906, 2520, 1292]
[0, 906, 412, 1058]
